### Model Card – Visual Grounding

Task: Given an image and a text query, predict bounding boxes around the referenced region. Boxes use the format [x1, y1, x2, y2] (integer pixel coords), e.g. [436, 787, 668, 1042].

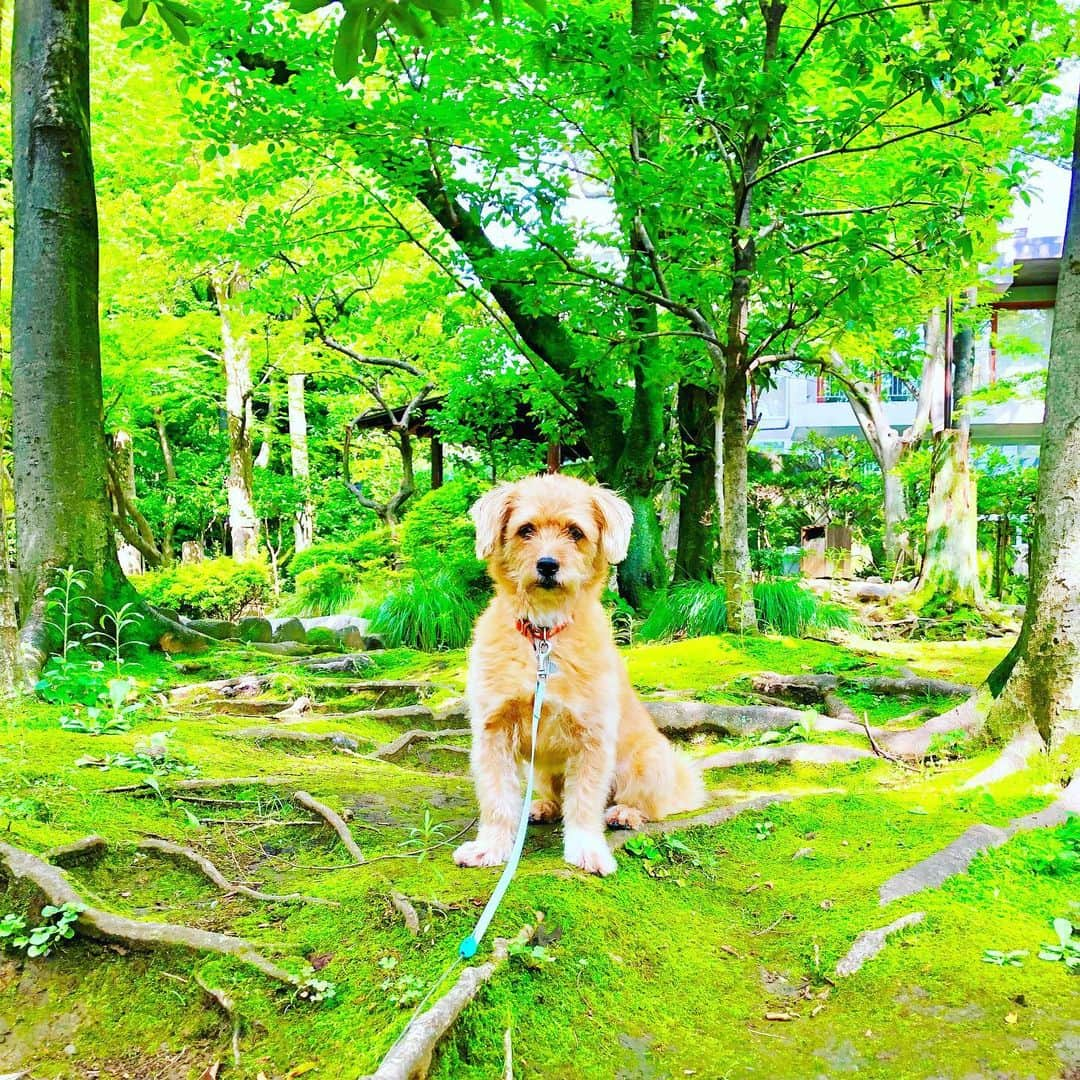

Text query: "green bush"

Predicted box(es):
[278, 562, 367, 618]
[287, 529, 395, 581]
[399, 479, 489, 595]
[639, 579, 853, 641]
[134, 558, 271, 620]
[367, 569, 483, 651]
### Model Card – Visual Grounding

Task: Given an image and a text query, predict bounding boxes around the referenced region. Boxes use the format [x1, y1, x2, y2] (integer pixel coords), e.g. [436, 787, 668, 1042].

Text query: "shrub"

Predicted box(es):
[399, 479, 489, 596]
[639, 579, 853, 641]
[287, 529, 395, 581]
[133, 558, 271, 620]
[367, 569, 483, 651]
[278, 562, 365, 618]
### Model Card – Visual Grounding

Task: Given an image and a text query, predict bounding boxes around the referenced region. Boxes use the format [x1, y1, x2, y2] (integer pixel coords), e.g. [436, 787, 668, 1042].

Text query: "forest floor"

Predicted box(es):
[0, 632, 1078, 1080]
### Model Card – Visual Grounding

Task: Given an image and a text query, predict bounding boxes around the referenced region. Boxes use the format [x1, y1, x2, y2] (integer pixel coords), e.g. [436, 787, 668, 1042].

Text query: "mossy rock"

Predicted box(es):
[305, 627, 344, 653]
[183, 618, 239, 641]
[238, 616, 273, 643]
[272, 617, 307, 644]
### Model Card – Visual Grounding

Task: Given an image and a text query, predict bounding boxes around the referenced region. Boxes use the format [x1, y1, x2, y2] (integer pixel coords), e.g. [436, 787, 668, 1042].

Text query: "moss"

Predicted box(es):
[3, 633, 1077, 1079]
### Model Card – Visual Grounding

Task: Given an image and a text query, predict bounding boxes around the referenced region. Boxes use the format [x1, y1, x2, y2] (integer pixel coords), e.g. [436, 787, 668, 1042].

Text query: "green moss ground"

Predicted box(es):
[1, 633, 1076, 1079]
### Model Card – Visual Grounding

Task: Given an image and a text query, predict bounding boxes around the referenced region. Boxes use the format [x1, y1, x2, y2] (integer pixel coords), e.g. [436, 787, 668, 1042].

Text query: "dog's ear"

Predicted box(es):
[591, 487, 634, 564]
[471, 485, 515, 559]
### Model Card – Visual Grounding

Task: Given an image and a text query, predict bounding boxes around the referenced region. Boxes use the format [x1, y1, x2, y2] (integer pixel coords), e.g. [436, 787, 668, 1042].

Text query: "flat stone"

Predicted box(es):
[836, 911, 925, 977]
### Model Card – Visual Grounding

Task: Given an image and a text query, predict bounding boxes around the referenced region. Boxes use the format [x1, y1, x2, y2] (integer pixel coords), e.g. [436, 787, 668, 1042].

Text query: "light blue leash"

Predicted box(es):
[459, 634, 552, 959]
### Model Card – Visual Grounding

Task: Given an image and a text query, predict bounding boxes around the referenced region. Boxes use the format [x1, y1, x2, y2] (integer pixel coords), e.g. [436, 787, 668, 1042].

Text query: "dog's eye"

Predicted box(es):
[517, 523, 535, 539]
[566, 525, 585, 542]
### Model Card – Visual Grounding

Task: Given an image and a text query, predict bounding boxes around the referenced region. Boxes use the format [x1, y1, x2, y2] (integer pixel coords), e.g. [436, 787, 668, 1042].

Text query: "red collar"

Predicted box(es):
[515, 618, 569, 642]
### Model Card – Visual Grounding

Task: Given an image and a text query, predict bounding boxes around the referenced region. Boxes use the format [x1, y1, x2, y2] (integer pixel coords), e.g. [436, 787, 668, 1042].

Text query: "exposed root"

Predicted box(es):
[961, 725, 1044, 789]
[751, 671, 973, 701]
[293, 790, 364, 863]
[169, 675, 275, 703]
[0, 840, 300, 986]
[835, 912, 926, 977]
[369, 728, 471, 762]
[363, 926, 533, 1080]
[877, 695, 981, 759]
[695, 745, 874, 770]
[607, 790, 843, 850]
[860, 713, 920, 773]
[390, 890, 420, 935]
[103, 775, 302, 795]
[45, 835, 107, 866]
[645, 701, 818, 738]
[301, 653, 374, 674]
[136, 838, 337, 905]
[194, 973, 243, 1068]
[275, 696, 313, 720]
[879, 774, 1079, 904]
[230, 727, 362, 753]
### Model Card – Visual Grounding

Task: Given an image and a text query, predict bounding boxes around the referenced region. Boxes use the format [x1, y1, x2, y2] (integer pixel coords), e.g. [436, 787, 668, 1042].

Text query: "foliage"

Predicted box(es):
[0, 904, 83, 959]
[1038, 918, 1080, 972]
[756, 719, 814, 747]
[44, 567, 92, 661]
[0, 796, 37, 830]
[36, 651, 109, 707]
[134, 558, 271, 620]
[982, 949, 1027, 967]
[287, 530, 396, 582]
[280, 562, 365, 618]
[59, 678, 143, 736]
[640, 580, 852, 642]
[75, 730, 199, 778]
[367, 570, 482, 651]
[399, 808, 448, 860]
[86, 602, 147, 674]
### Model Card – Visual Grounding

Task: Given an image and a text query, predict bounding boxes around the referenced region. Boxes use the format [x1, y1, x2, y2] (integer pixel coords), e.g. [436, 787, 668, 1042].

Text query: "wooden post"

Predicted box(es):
[546, 442, 561, 474]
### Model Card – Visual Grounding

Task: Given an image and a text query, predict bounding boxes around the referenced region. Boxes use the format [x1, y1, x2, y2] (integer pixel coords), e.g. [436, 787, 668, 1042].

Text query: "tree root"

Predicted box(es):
[645, 701, 817, 738]
[390, 891, 420, 935]
[0, 840, 300, 986]
[876, 695, 981, 759]
[363, 926, 534, 1080]
[961, 725, 1044, 789]
[879, 774, 1079, 904]
[45, 835, 107, 866]
[194, 973, 242, 1068]
[293, 791, 364, 863]
[136, 837, 337, 906]
[369, 728, 471, 762]
[103, 775, 302, 795]
[230, 727, 362, 753]
[169, 675, 276, 703]
[751, 671, 973, 702]
[695, 745, 874, 770]
[607, 790, 844, 850]
[835, 912, 926, 977]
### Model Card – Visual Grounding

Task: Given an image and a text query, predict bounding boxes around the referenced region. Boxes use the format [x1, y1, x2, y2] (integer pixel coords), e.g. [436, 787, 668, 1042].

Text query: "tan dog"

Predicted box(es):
[453, 474, 705, 877]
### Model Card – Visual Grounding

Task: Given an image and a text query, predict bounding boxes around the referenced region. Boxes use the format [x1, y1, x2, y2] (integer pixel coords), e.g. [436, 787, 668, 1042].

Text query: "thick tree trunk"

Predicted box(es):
[984, 92, 1080, 748]
[915, 293, 980, 608]
[213, 267, 259, 562]
[9, 1, 208, 682]
[881, 463, 909, 573]
[720, 367, 755, 630]
[288, 372, 315, 552]
[674, 382, 717, 581]
[153, 406, 177, 565]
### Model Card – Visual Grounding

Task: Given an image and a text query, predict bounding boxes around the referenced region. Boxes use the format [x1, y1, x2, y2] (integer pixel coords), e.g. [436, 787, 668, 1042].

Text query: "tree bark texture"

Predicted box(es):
[674, 382, 717, 581]
[288, 372, 315, 552]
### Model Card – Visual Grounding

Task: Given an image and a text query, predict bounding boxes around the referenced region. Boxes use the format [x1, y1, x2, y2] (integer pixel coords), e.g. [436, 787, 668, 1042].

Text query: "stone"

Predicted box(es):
[238, 617, 273, 643]
[336, 625, 366, 651]
[272, 617, 307, 644]
[184, 618, 239, 641]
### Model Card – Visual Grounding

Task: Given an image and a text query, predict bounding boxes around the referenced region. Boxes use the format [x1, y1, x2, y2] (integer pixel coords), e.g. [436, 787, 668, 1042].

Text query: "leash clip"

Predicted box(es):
[533, 636, 553, 679]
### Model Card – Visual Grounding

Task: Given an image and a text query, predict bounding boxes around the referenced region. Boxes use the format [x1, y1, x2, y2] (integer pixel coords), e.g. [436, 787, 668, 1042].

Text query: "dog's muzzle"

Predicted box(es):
[535, 556, 560, 589]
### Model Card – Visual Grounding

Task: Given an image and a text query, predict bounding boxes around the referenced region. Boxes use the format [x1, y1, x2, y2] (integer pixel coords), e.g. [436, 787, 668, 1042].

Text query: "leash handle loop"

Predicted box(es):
[459, 637, 550, 959]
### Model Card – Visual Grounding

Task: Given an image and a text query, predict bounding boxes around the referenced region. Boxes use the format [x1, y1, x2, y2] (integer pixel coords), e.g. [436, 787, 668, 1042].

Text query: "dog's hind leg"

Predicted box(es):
[529, 770, 563, 823]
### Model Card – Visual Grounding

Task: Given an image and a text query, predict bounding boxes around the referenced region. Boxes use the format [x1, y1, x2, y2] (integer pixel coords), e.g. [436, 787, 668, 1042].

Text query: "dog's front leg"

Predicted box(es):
[562, 728, 618, 877]
[453, 712, 520, 869]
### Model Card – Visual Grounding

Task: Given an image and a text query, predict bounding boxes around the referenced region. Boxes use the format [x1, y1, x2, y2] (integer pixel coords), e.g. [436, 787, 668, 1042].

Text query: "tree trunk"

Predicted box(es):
[153, 406, 177, 565]
[984, 89, 1080, 748]
[915, 292, 980, 608]
[287, 372, 315, 552]
[881, 461, 909, 574]
[213, 267, 259, 562]
[720, 367, 755, 630]
[674, 382, 717, 581]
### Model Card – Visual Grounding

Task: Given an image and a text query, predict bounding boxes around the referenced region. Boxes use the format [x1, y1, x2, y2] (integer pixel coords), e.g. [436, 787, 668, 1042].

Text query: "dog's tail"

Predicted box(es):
[668, 748, 707, 815]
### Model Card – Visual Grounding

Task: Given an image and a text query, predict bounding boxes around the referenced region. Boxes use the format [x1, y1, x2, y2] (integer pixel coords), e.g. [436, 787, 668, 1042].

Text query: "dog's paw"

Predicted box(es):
[453, 838, 511, 869]
[529, 799, 561, 823]
[564, 829, 618, 877]
[604, 804, 647, 830]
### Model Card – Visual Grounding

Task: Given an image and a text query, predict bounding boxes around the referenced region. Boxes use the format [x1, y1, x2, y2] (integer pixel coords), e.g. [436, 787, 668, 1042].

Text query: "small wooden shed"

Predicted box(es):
[800, 520, 853, 579]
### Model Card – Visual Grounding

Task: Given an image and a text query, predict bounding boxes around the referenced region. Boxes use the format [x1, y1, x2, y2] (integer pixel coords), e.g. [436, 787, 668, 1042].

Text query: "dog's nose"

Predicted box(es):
[536, 557, 559, 577]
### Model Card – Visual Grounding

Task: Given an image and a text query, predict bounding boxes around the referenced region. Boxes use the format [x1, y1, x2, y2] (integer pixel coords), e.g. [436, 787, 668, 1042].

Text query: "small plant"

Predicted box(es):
[59, 677, 143, 736]
[86, 602, 147, 674]
[757, 719, 814, 746]
[982, 949, 1027, 967]
[1031, 815, 1080, 876]
[76, 730, 198, 778]
[508, 939, 557, 969]
[0, 903, 83, 958]
[381, 972, 426, 1008]
[925, 730, 970, 764]
[754, 819, 776, 841]
[35, 650, 108, 706]
[44, 566, 92, 660]
[1038, 918, 1080, 972]
[0, 796, 36, 831]
[399, 809, 448, 859]
[294, 977, 338, 1005]
[623, 833, 700, 880]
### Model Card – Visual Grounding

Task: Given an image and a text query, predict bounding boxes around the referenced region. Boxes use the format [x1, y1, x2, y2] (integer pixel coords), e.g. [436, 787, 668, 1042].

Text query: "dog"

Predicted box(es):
[452, 474, 705, 877]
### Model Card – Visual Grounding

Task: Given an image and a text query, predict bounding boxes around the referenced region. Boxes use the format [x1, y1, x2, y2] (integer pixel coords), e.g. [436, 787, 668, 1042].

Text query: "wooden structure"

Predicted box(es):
[800, 521, 854, 579]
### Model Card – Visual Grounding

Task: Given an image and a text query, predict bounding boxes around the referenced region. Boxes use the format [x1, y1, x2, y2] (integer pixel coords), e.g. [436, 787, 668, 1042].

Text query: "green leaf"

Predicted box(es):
[387, 5, 430, 40]
[414, 0, 463, 14]
[154, 2, 191, 45]
[333, 7, 365, 83]
[123, 0, 149, 26]
[158, 0, 204, 26]
[291, 0, 337, 10]
[520, 0, 546, 11]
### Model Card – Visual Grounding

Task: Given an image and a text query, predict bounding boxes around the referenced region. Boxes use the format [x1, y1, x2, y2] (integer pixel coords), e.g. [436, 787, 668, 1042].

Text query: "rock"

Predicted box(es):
[156, 608, 181, 623]
[183, 618, 239, 641]
[238, 617, 273, 643]
[336, 625, 366, 651]
[272, 617, 307, 644]
[362, 633, 386, 651]
[304, 628, 342, 653]
[301, 615, 370, 633]
[836, 912, 925, 977]
[303, 653, 374, 674]
[854, 582, 893, 601]
[248, 641, 313, 656]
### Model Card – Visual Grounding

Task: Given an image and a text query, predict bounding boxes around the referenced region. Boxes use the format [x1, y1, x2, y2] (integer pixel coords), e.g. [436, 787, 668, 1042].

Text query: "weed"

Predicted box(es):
[0, 796, 36, 831]
[398, 809, 448, 860]
[982, 949, 1027, 967]
[1038, 918, 1080, 972]
[0, 903, 83, 958]
[294, 978, 339, 1005]
[508, 940, 557, 969]
[59, 677, 143, 736]
[86, 602, 147, 675]
[757, 719, 814, 747]
[44, 566, 92, 661]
